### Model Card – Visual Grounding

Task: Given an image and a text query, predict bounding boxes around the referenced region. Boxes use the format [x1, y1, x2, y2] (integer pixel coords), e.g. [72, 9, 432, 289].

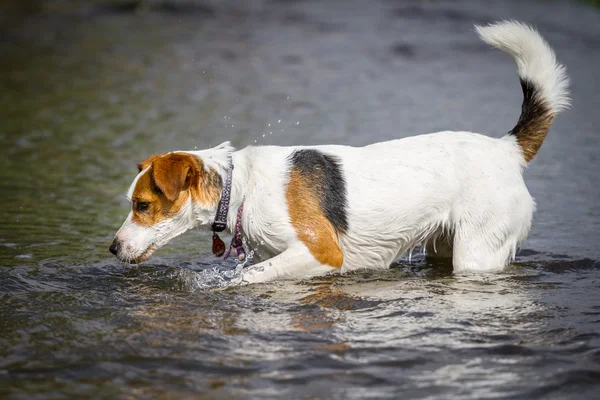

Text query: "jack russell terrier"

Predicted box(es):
[110, 21, 570, 284]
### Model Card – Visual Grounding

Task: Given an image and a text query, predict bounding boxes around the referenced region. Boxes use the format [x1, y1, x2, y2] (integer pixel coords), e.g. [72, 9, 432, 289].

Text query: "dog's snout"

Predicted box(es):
[109, 239, 120, 256]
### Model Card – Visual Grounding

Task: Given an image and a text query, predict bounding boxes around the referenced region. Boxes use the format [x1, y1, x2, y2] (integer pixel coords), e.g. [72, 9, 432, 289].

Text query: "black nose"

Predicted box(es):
[109, 239, 120, 256]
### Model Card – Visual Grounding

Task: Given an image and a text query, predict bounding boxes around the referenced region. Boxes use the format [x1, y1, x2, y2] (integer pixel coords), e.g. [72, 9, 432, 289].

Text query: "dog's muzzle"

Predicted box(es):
[109, 238, 120, 256]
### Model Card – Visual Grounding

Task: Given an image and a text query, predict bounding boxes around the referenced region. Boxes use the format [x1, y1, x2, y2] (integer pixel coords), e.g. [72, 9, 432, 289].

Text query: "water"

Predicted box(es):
[1, 0, 599, 398]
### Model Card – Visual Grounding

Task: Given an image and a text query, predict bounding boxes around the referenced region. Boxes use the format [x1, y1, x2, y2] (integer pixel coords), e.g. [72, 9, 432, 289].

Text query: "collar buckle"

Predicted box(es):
[211, 221, 227, 232]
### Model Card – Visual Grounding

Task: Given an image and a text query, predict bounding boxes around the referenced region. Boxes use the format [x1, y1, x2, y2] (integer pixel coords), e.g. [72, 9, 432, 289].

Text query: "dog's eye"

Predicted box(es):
[136, 202, 150, 212]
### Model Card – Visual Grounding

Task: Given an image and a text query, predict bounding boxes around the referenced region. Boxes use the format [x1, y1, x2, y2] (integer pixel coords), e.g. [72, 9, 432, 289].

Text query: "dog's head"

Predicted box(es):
[109, 142, 233, 263]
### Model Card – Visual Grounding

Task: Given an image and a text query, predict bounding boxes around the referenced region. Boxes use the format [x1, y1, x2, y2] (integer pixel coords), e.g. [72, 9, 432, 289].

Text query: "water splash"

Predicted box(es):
[163, 263, 247, 291]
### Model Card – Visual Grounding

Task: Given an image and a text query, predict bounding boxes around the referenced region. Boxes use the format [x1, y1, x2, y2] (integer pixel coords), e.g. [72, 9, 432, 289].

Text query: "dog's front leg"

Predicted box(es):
[238, 244, 339, 284]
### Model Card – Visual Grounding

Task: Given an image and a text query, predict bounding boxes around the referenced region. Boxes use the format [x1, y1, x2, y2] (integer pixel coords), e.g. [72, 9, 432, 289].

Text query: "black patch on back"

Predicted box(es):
[289, 149, 349, 234]
[508, 78, 548, 138]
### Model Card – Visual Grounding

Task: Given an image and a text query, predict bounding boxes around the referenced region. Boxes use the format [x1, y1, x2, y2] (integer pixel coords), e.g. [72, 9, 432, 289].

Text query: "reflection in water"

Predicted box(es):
[1, 253, 600, 398]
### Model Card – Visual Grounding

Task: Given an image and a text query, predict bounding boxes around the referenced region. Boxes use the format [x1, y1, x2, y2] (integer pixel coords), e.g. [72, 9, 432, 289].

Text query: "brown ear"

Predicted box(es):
[152, 153, 199, 202]
[137, 153, 164, 173]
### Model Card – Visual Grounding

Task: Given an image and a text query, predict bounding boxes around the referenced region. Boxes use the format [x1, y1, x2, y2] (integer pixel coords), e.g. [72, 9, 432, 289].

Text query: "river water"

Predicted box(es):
[1, 0, 599, 398]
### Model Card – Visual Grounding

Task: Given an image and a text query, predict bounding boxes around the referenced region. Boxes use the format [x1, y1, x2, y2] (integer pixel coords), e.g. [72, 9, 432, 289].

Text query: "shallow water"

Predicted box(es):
[1, 0, 599, 398]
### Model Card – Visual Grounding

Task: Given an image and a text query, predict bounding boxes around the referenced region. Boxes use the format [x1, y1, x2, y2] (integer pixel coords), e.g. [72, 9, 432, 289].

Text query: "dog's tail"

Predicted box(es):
[475, 21, 570, 162]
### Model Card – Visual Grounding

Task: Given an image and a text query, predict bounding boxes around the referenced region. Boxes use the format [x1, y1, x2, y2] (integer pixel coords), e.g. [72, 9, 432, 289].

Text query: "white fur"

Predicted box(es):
[117, 143, 236, 260]
[475, 21, 570, 113]
[112, 21, 569, 282]
[126, 166, 150, 201]
[114, 198, 197, 263]
[182, 141, 235, 177]
[227, 135, 532, 282]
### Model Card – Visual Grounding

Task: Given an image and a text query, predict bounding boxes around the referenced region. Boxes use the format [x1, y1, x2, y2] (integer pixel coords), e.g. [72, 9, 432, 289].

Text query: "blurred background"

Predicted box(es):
[0, 0, 599, 264]
[1, 1, 599, 399]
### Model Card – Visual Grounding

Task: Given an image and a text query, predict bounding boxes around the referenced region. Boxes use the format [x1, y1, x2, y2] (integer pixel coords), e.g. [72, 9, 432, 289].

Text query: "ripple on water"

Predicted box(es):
[1, 255, 600, 398]
[1, 0, 600, 397]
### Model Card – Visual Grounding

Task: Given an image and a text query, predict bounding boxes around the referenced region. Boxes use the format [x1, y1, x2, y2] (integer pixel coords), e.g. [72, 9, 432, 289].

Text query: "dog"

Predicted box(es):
[109, 21, 569, 284]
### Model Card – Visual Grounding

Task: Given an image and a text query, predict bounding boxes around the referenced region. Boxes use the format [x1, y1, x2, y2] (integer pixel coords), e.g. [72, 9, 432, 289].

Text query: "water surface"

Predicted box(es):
[1, 0, 599, 398]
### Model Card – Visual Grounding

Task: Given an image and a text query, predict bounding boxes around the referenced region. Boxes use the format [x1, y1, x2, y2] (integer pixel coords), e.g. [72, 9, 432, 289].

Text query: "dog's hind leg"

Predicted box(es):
[451, 215, 530, 272]
[452, 234, 516, 272]
[239, 245, 339, 284]
[451, 186, 535, 272]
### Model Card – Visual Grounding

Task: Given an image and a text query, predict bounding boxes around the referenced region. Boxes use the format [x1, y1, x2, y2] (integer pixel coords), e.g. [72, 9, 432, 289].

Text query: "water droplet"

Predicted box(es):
[262, 134, 265, 137]
[295, 121, 299, 125]
[278, 120, 281, 123]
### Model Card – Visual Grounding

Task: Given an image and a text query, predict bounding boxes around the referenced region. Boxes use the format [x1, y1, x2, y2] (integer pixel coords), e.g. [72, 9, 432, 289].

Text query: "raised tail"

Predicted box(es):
[475, 21, 570, 162]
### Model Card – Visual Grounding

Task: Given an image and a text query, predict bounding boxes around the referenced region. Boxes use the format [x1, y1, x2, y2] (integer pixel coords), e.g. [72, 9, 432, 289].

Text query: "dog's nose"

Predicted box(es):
[109, 239, 120, 256]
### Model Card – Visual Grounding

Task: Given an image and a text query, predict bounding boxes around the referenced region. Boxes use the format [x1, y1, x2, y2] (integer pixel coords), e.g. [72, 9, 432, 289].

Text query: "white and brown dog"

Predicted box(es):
[110, 21, 570, 284]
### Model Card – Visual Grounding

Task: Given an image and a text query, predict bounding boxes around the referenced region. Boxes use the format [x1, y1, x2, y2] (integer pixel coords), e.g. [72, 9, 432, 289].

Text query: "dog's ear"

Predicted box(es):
[152, 153, 199, 202]
[137, 153, 163, 173]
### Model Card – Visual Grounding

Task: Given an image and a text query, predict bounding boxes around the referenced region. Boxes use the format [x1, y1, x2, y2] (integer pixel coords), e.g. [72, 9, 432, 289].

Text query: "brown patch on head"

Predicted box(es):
[137, 154, 163, 173]
[191, 165, 222, 207]
[130, 152, 223, 227]
[286, 167, 344, 268]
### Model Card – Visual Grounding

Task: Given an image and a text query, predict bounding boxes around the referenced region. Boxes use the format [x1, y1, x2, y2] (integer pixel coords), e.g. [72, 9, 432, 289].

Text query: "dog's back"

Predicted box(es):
[286, 21, 571, 273]
[111, 21, 570, 283]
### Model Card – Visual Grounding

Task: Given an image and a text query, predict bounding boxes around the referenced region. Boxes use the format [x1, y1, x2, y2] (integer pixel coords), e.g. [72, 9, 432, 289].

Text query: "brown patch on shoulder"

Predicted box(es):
[286, 167, 344, 268]
[130, 152, 222, 227]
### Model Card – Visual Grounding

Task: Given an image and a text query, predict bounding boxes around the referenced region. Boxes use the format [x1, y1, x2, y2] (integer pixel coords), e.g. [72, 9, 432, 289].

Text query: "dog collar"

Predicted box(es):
[211, 165, 233, 233]
[211, 164, 245, 259]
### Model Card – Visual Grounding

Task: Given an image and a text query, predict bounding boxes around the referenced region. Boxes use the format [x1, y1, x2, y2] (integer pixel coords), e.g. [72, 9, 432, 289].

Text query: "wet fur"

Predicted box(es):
[111, 21, 570, 283]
